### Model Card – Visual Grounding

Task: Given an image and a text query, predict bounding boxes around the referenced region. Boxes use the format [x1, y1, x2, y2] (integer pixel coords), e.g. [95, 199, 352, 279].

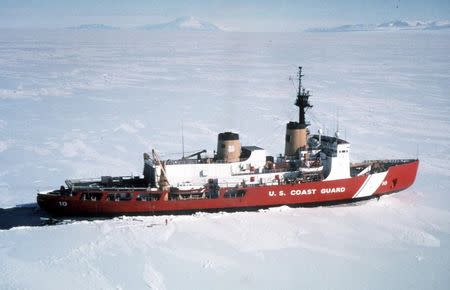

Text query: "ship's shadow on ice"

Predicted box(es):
[0, 203, 64, 230]
[0, 204, 129, 230]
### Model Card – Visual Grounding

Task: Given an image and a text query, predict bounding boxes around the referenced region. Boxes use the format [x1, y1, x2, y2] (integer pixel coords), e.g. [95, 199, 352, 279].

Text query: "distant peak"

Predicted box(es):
[176, 16, 203, 29]
[140, 17, 222, 32]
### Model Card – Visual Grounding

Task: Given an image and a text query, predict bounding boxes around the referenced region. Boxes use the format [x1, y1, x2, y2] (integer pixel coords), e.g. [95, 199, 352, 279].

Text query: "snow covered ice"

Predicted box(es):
[0, 29, 449, 289]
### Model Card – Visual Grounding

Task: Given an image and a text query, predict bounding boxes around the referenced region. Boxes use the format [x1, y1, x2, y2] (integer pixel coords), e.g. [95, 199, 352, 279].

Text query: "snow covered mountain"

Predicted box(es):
[377, 20, 411, 28]
[140, 16, 222, 31]
[306, 20, 450, 32]
[379, 20, 450, 30]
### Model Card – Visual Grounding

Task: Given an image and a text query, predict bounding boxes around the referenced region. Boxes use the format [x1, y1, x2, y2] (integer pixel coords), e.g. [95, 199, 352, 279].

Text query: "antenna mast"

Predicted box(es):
[335, 109, 341, 139]
[181, 122, 185, 159]
[298, 66, 304, 93]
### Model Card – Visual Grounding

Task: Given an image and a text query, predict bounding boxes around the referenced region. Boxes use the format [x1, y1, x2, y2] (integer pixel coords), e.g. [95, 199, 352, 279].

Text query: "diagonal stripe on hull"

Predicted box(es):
[353, 171, 388, 198]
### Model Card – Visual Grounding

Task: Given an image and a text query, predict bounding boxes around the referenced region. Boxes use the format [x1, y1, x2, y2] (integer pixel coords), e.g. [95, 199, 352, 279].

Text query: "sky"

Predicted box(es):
[0, 0, 449, 31]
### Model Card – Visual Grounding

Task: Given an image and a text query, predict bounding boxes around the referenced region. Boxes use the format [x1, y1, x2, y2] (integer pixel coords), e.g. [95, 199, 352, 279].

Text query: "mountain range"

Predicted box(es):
[306, 20, 450, 32]
[67, 24, 119, 30]
[66, 18, 450, 33]
[66, 17, 221, 31]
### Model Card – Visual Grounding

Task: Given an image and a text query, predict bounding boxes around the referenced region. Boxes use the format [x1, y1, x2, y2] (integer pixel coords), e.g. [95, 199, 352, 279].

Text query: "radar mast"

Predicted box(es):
[295, 66, 312, 127]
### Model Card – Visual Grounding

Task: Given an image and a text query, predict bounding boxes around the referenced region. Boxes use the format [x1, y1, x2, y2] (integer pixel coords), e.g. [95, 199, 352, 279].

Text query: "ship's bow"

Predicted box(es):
[375, 159, 419, 195]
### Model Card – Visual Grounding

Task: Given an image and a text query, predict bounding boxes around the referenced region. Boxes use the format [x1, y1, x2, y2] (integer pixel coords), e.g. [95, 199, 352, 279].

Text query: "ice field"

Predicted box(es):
[0, 29, 449, 289]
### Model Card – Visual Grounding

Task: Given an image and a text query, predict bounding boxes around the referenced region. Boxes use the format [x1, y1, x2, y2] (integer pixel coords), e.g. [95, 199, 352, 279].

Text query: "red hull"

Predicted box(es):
[37, 160, 418, 216]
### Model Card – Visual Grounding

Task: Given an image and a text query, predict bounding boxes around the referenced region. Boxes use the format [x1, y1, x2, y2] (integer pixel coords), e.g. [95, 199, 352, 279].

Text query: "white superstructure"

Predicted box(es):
[145, 132, 354, 191]
[162, 146, 268, 188]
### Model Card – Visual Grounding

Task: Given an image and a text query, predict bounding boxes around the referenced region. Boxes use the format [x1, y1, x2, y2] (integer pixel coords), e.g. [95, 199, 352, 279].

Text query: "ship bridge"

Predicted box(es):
[310, 134, 351, 181]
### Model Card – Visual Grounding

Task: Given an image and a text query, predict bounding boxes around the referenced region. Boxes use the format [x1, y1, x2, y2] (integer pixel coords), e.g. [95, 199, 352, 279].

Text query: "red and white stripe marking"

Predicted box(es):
[353, 171, 388, 198]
